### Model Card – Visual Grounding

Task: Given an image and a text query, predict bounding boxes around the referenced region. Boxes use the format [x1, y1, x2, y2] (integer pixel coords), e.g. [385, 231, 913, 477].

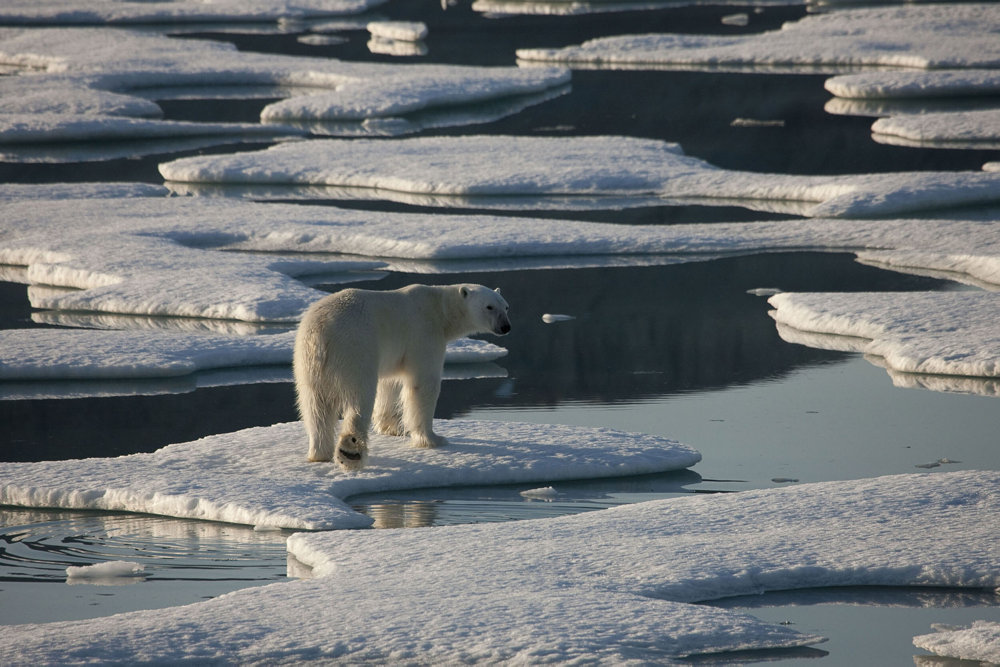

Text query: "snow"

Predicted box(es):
[158, 135, 1000, 218]
[0, 28, 570, 155]
[0, 329, 504, 381]
[825, 70, 1000, 100]
[516, 4, 1000, 71]
[0, 420, 701, 531]
[0, 0, 386, 25]
[66, 561, 145, 579]
[4, 186, 1000, 324]
[914, 621, 1000, 663]
[367, 21, 428, 42]
[2, 470, 996, 664]
[768, 291, 1000, 379]
[872, 110, 1000, 150]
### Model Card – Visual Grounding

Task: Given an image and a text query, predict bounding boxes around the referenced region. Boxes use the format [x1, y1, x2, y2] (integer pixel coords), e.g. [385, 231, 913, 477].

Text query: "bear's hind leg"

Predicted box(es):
[335, 380, 375, 471]
[298, 385, 339, 463]
[373, 377, 405, 436]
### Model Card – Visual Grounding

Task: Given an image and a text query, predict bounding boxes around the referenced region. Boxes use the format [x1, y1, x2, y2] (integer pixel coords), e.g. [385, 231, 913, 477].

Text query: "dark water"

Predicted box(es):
[1, 1, 998, 662]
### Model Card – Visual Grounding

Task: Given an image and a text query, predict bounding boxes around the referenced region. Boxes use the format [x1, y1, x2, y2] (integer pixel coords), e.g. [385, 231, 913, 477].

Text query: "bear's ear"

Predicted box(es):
[494, 287, 502, 295]
[460, 286, 469, 298]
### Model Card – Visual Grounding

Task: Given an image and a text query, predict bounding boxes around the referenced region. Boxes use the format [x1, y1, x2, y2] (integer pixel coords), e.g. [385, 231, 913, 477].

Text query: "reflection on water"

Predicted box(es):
[0, 509, 288, 625]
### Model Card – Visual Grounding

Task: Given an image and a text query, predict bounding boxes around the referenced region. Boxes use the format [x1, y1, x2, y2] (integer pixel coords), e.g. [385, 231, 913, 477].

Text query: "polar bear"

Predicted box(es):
[293, 283, 511, 471]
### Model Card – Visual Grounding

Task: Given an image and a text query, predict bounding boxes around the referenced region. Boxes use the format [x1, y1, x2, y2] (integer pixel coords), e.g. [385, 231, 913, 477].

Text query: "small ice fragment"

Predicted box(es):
[721, 13, 749, 27]
[66, 561, 145, 579]
[937, 458, 961, 464]
[542, 313, 575, 323]
[771, 478, 799, 483]
[916, 462, 941, 469]
[298, 35, 348, 47]
[746, 287, 782, 296]
[520, 486, 558, 499]
[367, 21, 428, 42]
[731, 118, 785, 128]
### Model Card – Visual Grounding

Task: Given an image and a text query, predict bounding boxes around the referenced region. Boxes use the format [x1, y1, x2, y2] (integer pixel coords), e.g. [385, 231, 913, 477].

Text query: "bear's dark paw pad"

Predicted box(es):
[340, 450, 363, 461]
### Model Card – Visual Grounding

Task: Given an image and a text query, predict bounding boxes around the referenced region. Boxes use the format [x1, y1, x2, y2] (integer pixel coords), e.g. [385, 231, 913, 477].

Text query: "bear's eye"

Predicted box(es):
[486, 305, 494, 311]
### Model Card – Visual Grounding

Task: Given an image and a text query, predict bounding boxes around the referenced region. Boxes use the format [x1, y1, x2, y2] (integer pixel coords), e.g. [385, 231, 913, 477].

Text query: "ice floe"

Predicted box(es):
[914, 621, 1000, 664]
[367, 20, 427, 42]
[0, 28, 570, 157]
[516, 4, 1000, 71]
[825, 70, 1000, 101]
[0, 420, 701, 530]
[0, 0, 386, 25]
[5, 185, 1000, 325]
[769, 291, 1000, 381]
[2, 470, 996, 663]
[0, 328, 503, 382]
[65, 561, 145, 580]
[158, 135, 1000, 217]
[872, 109, 1000, 150]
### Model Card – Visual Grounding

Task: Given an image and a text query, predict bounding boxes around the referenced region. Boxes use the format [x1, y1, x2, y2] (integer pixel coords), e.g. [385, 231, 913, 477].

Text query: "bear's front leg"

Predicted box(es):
[402, 372, 447, 449]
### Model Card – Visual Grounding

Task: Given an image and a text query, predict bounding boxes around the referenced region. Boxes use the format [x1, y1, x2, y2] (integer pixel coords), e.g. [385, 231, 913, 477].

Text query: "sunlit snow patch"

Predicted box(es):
[769, 291, 1000, 392]
[0, 420, 701, 530]
[913, 621, 1000, 664]
[516, 4, 1000, 71]
[3, 470, 996, 663]
[158, 135, 1000, 217]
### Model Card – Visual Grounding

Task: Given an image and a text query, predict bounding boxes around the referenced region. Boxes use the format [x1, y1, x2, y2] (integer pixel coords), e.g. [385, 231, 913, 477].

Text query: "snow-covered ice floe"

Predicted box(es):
[0, 0, 386, 25]
[769, 291, 1000, 393]
[914, 621, 1000, 664]
[0, 329, 505, 399]
[516, 4, 1000, 71]
[871, 110, 1000, 150]
[2, 471, 997, 664]
[158, 135, 1000, 217]
[4, 184, 1000, 323]
[0, 28, 570, 158]
[65, 561, 145, 581]
[367, 20, 427, 42]
[0, 420, 701, 530]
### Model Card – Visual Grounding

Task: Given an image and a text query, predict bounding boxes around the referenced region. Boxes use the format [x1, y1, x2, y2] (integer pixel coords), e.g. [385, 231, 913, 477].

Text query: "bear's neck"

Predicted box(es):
[441, 295, 476, 341]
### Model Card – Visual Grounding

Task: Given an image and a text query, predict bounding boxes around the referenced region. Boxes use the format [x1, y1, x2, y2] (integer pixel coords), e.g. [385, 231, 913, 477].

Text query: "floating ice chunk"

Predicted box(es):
[367, 21, 428, 42]
[747, 287, 782, 296]
[0, 0, 386, 25]
[66, 561, 145, 579]
[520, 485, 558, 499]
[0, 420, 701, 530]
[872, 109, 1000, 150]
[769, 291, 1000, 379]
[825, 70, 1000, 100]
[158, 135, 1000, 218]
[4, 471, 995, 663]
[720, 13, 748, 27]
[0, 329, 503, 383]
[914, 621, 1000, 664]
[0, 114, 301, 144]
[730, 117, 784, 127]
[541, 313, 575, 323]
[517, 5, 1000, 71]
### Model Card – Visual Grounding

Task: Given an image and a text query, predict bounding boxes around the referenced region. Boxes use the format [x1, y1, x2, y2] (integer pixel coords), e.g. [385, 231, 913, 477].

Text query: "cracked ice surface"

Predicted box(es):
[516, 4, 1000, 71]
[0, 28, 570, 157]
[0, 420, 700, 530]
[158, 135, 1000, 218]
[768, 291, 1000, 380]
[4, 184, 1000, 324]
[2, 470, 996, 663]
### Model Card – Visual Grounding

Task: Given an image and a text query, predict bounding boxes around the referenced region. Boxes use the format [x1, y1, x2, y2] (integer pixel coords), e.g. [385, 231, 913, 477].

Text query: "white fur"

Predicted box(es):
[293, 283, 511, 471]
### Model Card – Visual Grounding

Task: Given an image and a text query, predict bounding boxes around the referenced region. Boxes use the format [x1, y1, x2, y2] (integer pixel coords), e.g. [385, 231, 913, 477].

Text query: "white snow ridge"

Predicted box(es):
[1, 470, 996, 664]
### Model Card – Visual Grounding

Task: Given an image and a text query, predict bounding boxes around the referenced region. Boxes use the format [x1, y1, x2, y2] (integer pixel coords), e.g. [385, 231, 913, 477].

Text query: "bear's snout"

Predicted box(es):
[494, 316, 511, 336]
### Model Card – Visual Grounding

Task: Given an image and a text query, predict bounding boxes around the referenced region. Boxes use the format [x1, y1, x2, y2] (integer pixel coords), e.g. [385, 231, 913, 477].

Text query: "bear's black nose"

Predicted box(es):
[497, 322, 511, 335]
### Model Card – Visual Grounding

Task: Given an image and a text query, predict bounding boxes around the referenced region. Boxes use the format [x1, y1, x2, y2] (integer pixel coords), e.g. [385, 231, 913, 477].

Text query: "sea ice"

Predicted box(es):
[0, 420, 701, 530]
[516, 4, 1000, 71]
[872, 109, 1000, 150]
[366, 21, 428, 42]
[913, 621, 1000, 663]
[158, 135, 1000, 218]
[768, 291, 1000, 379]
[65, 561, 145, 579]
[0, 329, 505, 381]
[825, 70, 1000, 101]
[0, 28, 570, 154]
[0, 0, 386, 25]
[5, 186, 1000, 324]
[2, 470, 996, 664]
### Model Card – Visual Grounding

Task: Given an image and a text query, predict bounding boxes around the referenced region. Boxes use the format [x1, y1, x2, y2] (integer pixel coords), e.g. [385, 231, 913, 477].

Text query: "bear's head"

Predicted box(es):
[460, 284, 511, 336]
